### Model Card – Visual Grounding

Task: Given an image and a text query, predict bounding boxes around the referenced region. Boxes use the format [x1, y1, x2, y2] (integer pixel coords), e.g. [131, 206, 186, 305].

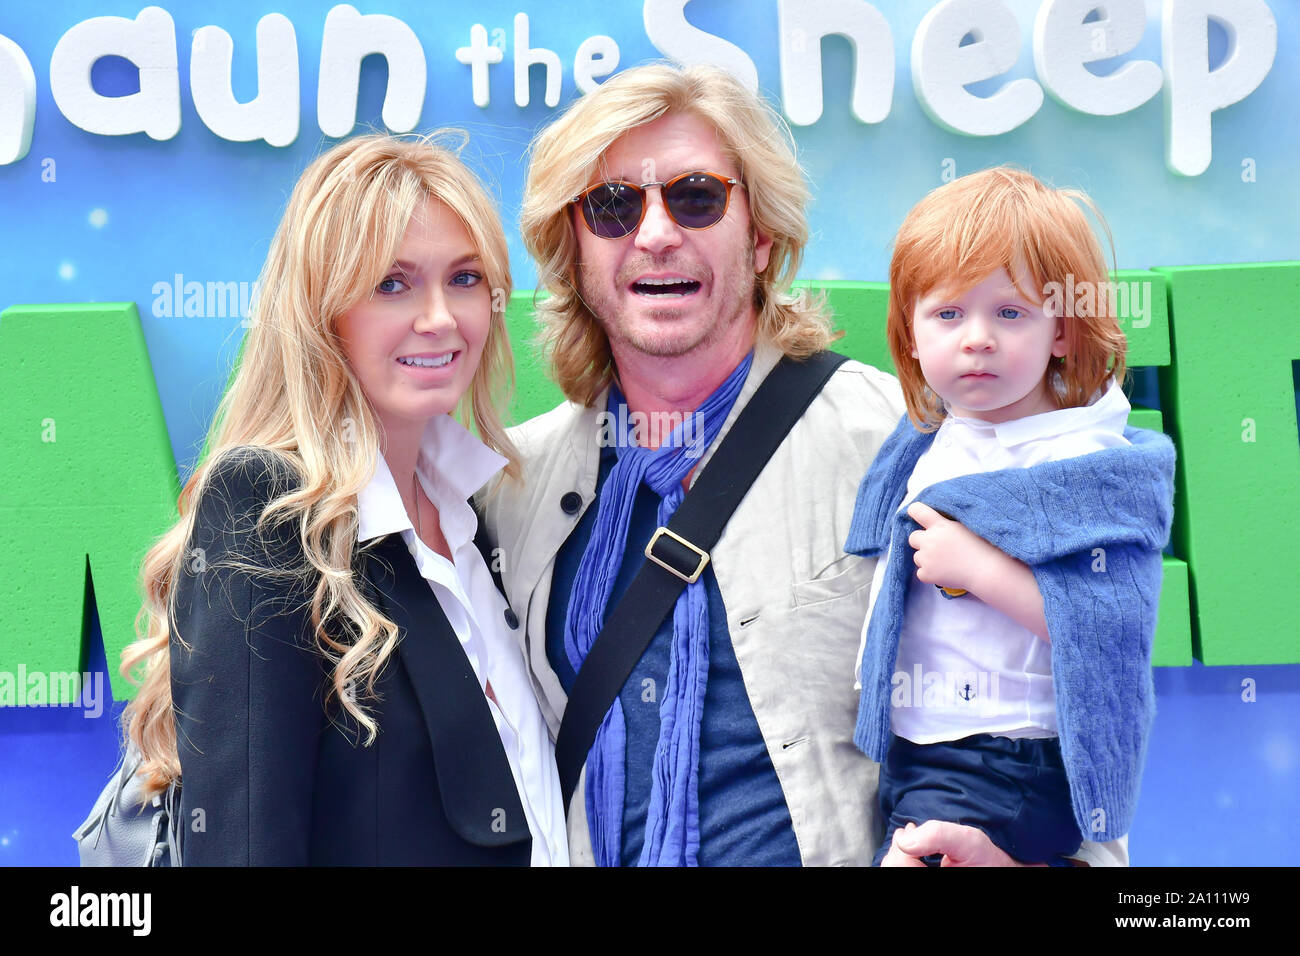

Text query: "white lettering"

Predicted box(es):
[455, 24, 502, 107]
[191, 14, 299, 147]
[573, 35, 619, 95]
[317, 4, 425, 138]
[1163, 0, 1277, 176]
[0, 34, 36, 164]
[778, 0, 894, 125]
[49, 6, 180, 140]
[1033, 0, 1162, 116]
[912, 0, 1044, 136]
[513, 13, 562, 108]
[643, 0, 758, 91]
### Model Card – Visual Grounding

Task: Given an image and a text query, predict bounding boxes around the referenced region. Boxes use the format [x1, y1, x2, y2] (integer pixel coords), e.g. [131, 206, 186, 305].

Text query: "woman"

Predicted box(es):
[118, 134, 568, 865]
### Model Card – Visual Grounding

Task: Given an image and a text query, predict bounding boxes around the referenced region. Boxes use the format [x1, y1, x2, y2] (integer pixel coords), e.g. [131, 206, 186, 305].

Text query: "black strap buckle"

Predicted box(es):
[644, 527, 710, 584]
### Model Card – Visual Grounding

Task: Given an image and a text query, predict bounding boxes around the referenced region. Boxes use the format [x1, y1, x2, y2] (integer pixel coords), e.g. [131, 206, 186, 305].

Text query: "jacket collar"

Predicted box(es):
[681, 341, 782, 483]
[358, 413, 507, 547]
[359, 533, 530, 849]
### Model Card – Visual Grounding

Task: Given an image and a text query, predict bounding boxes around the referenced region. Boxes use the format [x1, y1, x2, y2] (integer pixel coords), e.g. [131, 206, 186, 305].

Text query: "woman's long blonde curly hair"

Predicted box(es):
[120, 133, 518, 795]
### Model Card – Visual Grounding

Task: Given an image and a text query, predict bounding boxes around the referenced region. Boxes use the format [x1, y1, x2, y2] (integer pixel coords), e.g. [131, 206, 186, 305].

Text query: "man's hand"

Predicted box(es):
[885, 820, 1049, 867]
[878, 822, 929, 866]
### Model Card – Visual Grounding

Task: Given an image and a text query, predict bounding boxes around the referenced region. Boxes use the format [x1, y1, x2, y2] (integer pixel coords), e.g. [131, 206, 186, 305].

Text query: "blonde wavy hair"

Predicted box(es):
[120, 133, 518, 795]
[521, 62, 837, 406]
[888, 165, 1128, 431]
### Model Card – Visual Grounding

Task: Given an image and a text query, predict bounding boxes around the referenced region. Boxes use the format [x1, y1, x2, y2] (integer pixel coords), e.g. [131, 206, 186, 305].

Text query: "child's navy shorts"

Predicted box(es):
[872, 732, 1083, 866]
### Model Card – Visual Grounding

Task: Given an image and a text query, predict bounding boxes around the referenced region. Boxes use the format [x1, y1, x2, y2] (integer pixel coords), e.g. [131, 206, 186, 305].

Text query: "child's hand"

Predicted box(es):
[905, 501, 1052, 642]
[906, 501, 997, 594]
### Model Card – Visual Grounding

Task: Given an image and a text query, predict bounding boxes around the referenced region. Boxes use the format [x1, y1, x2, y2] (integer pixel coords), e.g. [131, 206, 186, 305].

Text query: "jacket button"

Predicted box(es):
[504, 608, 519, 630]
[560, 491, 582, 515]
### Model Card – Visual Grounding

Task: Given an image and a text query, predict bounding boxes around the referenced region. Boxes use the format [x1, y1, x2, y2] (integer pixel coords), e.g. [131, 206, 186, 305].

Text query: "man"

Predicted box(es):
[483, 62, 1125, 866]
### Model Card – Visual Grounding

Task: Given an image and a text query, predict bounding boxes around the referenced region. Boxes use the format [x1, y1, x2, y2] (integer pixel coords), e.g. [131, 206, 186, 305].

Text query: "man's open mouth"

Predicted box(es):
[631, 277, 701, 297]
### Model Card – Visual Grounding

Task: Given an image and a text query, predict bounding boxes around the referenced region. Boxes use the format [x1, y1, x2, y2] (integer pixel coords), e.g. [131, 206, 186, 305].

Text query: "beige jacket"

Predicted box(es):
[480, 343, 1127, 867]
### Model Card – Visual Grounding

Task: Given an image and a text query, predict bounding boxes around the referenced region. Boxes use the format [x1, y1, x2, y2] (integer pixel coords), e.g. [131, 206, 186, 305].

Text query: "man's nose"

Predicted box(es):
[633, 187, 683, 255]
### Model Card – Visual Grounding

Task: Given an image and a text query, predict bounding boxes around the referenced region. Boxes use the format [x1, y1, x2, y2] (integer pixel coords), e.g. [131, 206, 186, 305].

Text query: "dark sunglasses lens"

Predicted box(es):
[664, 174, 729, 229]
[582, 183, 643, 238]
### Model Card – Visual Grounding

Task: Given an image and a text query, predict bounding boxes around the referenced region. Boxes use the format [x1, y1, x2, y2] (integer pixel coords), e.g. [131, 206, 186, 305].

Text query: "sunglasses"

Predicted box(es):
[572, 171, 742, 239]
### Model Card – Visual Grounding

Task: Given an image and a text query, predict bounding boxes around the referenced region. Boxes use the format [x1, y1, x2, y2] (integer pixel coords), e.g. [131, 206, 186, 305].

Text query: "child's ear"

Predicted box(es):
[1051, 314, 1068, 358]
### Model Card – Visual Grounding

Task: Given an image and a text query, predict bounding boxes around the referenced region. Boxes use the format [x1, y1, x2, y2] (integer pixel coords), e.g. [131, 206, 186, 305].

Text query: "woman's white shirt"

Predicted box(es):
[356, 413, 569, 866]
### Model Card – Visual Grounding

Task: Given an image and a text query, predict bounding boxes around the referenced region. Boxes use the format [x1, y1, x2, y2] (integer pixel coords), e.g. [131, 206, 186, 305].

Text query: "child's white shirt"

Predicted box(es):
[854, 379, 1133, 744]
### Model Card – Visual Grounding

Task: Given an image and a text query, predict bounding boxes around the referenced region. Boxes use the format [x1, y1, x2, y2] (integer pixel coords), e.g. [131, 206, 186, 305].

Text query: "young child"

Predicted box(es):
[847, 166, 1176, 866]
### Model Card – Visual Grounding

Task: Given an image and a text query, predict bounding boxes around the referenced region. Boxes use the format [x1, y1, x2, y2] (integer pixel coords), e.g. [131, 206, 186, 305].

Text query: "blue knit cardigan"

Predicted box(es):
[845, 415, 1176, 842]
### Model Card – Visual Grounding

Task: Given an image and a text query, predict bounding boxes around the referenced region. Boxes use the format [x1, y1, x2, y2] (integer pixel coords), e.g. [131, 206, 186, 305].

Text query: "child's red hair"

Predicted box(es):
[887, 166, 1127, 430]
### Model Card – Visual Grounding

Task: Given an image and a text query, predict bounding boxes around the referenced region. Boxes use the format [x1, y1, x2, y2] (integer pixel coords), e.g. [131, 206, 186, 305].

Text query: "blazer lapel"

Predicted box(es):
[362, 534, 530, 849]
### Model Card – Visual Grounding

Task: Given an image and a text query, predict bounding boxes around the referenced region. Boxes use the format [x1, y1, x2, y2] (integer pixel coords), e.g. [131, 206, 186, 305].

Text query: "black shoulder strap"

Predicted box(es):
[554, 351, 850, 808]
[471, 498, 507, 597]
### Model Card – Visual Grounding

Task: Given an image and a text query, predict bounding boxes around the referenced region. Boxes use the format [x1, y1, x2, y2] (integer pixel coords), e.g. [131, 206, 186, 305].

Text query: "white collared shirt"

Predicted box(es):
[856, 379, 1133, 744]
[356, 414, 569, 866]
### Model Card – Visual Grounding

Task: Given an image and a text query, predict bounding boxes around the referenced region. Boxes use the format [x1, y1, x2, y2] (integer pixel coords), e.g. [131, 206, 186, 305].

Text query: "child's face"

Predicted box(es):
[910, 267, 1067, 424]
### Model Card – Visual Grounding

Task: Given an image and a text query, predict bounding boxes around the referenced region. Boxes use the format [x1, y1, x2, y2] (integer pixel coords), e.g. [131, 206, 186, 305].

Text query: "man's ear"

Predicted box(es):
[752, 228, 774, 274]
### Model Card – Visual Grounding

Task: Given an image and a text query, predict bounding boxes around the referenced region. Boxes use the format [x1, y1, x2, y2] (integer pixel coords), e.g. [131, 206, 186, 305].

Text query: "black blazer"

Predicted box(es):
[170, 448, 531, 865]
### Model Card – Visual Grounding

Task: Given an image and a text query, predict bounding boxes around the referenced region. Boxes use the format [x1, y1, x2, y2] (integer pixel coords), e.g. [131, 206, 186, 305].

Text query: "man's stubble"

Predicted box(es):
[575, 233, 759, 361]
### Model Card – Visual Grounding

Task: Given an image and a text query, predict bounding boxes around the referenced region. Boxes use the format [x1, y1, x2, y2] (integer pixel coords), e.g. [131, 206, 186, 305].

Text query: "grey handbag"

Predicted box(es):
[73, 743, 182, 866]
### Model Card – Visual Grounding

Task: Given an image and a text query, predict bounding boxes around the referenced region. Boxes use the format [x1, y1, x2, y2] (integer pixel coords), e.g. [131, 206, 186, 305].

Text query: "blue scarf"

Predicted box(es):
[563, 352, 753, 866]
